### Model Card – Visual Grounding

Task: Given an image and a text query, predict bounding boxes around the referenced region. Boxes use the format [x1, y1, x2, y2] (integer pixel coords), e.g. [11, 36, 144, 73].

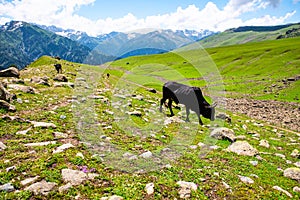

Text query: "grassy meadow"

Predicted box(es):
[0, 37, 300, 199]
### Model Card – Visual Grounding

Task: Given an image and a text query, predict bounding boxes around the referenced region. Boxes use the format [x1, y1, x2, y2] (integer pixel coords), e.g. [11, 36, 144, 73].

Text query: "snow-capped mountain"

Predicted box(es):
[38, 24, 216, 56]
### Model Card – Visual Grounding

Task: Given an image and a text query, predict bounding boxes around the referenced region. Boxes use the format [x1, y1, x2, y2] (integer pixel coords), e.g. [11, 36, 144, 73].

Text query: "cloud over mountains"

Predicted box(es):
[0, 0, 297, 36]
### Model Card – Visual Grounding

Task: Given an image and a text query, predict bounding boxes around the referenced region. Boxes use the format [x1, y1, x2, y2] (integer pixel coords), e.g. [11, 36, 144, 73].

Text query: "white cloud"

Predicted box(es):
[0, 0, 296, 36]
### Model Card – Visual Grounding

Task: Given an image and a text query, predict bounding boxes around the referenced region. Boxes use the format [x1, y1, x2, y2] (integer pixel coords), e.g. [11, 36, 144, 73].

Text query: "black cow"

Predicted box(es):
[159, 81, 216, 125]
[54, 63, 62, 73]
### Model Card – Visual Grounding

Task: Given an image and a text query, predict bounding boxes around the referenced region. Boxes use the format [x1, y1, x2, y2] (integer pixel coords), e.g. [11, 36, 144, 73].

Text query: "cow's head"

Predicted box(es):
[202, 103, 217, 121]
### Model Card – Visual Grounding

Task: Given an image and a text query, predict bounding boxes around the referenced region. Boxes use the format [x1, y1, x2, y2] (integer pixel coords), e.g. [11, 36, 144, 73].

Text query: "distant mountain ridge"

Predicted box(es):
[38, 24, 215, 57]
[0, 21, 114, 70]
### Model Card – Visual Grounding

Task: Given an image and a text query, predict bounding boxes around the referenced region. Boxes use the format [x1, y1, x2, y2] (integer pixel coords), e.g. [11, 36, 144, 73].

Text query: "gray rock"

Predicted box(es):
[24, 141, 57, 147]
[259, 140, 270, 148]
[53, 74, 68, 82]
[61, 169, 87, 186]
[24, 180, 57, 195]
[291, 149, 300, 158]
[31, 121, 57, 128]
[227, 141, 258, 156]
[293, 186, 300, 193]
[31, 76, 50, 86]
[7, 84, 35, 94]
[0, 183, 15, 192]
[0, 82, 15, 102]
[177, 181, 197, 199]
[16, 127, 32, 135]
[283, 167, 300, 181]
[145, 182, 155, 195]
[238, 175, 254, 184]
[53, 82, 74, 88]
[273, 186, 293, 198]
[59, 183, 73, 193]
[0, 67, 20, 78]
[53, 143, 75, 154]
[0, 100, 16, 112]
[101, 195, 124, 200]
[21, 176, 40, 186]
[140, 151, 153, 159]
[210, 127, 236, 142]
[0, 141, 7, 151]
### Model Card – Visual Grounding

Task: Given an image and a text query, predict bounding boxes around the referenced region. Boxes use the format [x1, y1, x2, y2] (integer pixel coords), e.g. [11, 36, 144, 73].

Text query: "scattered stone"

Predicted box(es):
[294, 162, 300, 168]
[291, 149, 300, 158]
[227, 141, 258, 156]
[59, 183, 73, 193]
[25, 180, 57, 195]
[0, 67, 20, 78]
[177, 181, 197, 199]
[76, 152, 85, 159]
[275, 153, 286, 159]
[259, 140, 270, 148]
[21, 176, 40, 186]
[6, 166, 16, 172]
[126, 110, 142, 117]
[238, 175, 254, 184]
[16, 127, 32, 135]
[145, 182, 154, 195]
[0, 82, 15, 102]
[53, 131, 68, 139]
[0, 183, 15, 192]
[53, 82, 74, 88]
[147, 88, 157, 93]
[31, 121, 57, 128]
[140, 151, 153, 159]
[272, 186, 293, 198]
[0, 141, 7, 151]
[210, 127, 236, 142]
[283, 168, 300, 181]
[7, 84, 35, 94]
[164, 116, 185, 125]
[250, 160, 258, 166]
[216, 113, 231, 123]
[24, 141, 57, 147]
[53, 143, 75, 154]
[293, 186, 300, 193]
[53, 74, 68, 82]
[31, 76, 50, 86]
[100, 195, 124, 200]
[61, 169, 87, 186]
[0, 100, 16, 112]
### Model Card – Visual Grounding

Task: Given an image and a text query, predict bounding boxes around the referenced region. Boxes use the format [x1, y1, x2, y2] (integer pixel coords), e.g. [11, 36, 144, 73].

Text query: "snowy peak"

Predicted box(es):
[1, 21, 27, 31]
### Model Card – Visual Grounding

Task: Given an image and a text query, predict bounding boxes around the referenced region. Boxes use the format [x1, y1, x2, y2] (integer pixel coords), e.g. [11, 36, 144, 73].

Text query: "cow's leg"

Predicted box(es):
[197, 114, 204, 125]
[160, 98, 166, 112]
[168, 99, 174, 116]
[185, 107, 190, 122]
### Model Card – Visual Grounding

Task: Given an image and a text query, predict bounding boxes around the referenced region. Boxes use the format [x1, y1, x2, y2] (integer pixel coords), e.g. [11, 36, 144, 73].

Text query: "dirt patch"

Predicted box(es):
[226, 98, 300, 132]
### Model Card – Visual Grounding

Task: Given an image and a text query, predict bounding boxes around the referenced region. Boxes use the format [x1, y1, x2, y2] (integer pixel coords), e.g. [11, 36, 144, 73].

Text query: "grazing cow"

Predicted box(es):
[54, 63, 62, 73]
[159, 81, 216, 125]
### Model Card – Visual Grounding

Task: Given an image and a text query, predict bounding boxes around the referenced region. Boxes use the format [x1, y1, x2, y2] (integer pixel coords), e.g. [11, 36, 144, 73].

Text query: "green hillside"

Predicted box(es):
[199, 23, 300, 48]
[109, 37, 300, 102]
[0, 38, 299, 199]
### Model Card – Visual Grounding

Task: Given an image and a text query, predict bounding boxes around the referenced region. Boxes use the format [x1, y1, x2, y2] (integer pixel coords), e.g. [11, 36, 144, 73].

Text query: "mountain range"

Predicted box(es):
[1, 20, 299, 70]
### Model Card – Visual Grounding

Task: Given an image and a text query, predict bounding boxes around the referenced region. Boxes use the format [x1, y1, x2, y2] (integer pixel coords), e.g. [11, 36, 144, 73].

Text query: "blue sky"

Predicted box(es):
[0, 0, 299, 35]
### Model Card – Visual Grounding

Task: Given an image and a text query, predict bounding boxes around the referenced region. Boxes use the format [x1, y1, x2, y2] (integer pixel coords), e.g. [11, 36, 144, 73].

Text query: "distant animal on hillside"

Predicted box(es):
[107, 73, 110, 78]
[159, 81, 216, 125]
[54, 63, 62, 73]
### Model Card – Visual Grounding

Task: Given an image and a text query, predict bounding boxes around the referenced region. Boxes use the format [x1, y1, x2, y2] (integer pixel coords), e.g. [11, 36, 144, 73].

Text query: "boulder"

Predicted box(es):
[0, 67, 20, 78]
[24, 180, 57, 195]
[210, 127, 236, 142]
[283, 167, 300, 181]
[61, 169, 87, 186]
[53, 74, 68, 82]
[7, 84, 35, 94]
[0, 100, 16, 112]
[227, 141, 258, 156]
[31, 76, 50, 86]
[0, 82, 15, 102]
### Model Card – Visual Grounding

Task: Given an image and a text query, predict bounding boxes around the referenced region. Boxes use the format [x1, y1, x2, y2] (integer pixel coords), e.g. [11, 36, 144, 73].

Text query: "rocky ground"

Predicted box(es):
[226, 98, 300, 132]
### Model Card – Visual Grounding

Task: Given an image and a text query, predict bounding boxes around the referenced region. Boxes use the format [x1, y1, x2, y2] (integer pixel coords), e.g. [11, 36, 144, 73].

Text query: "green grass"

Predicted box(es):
[0, 38, 300, 199]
